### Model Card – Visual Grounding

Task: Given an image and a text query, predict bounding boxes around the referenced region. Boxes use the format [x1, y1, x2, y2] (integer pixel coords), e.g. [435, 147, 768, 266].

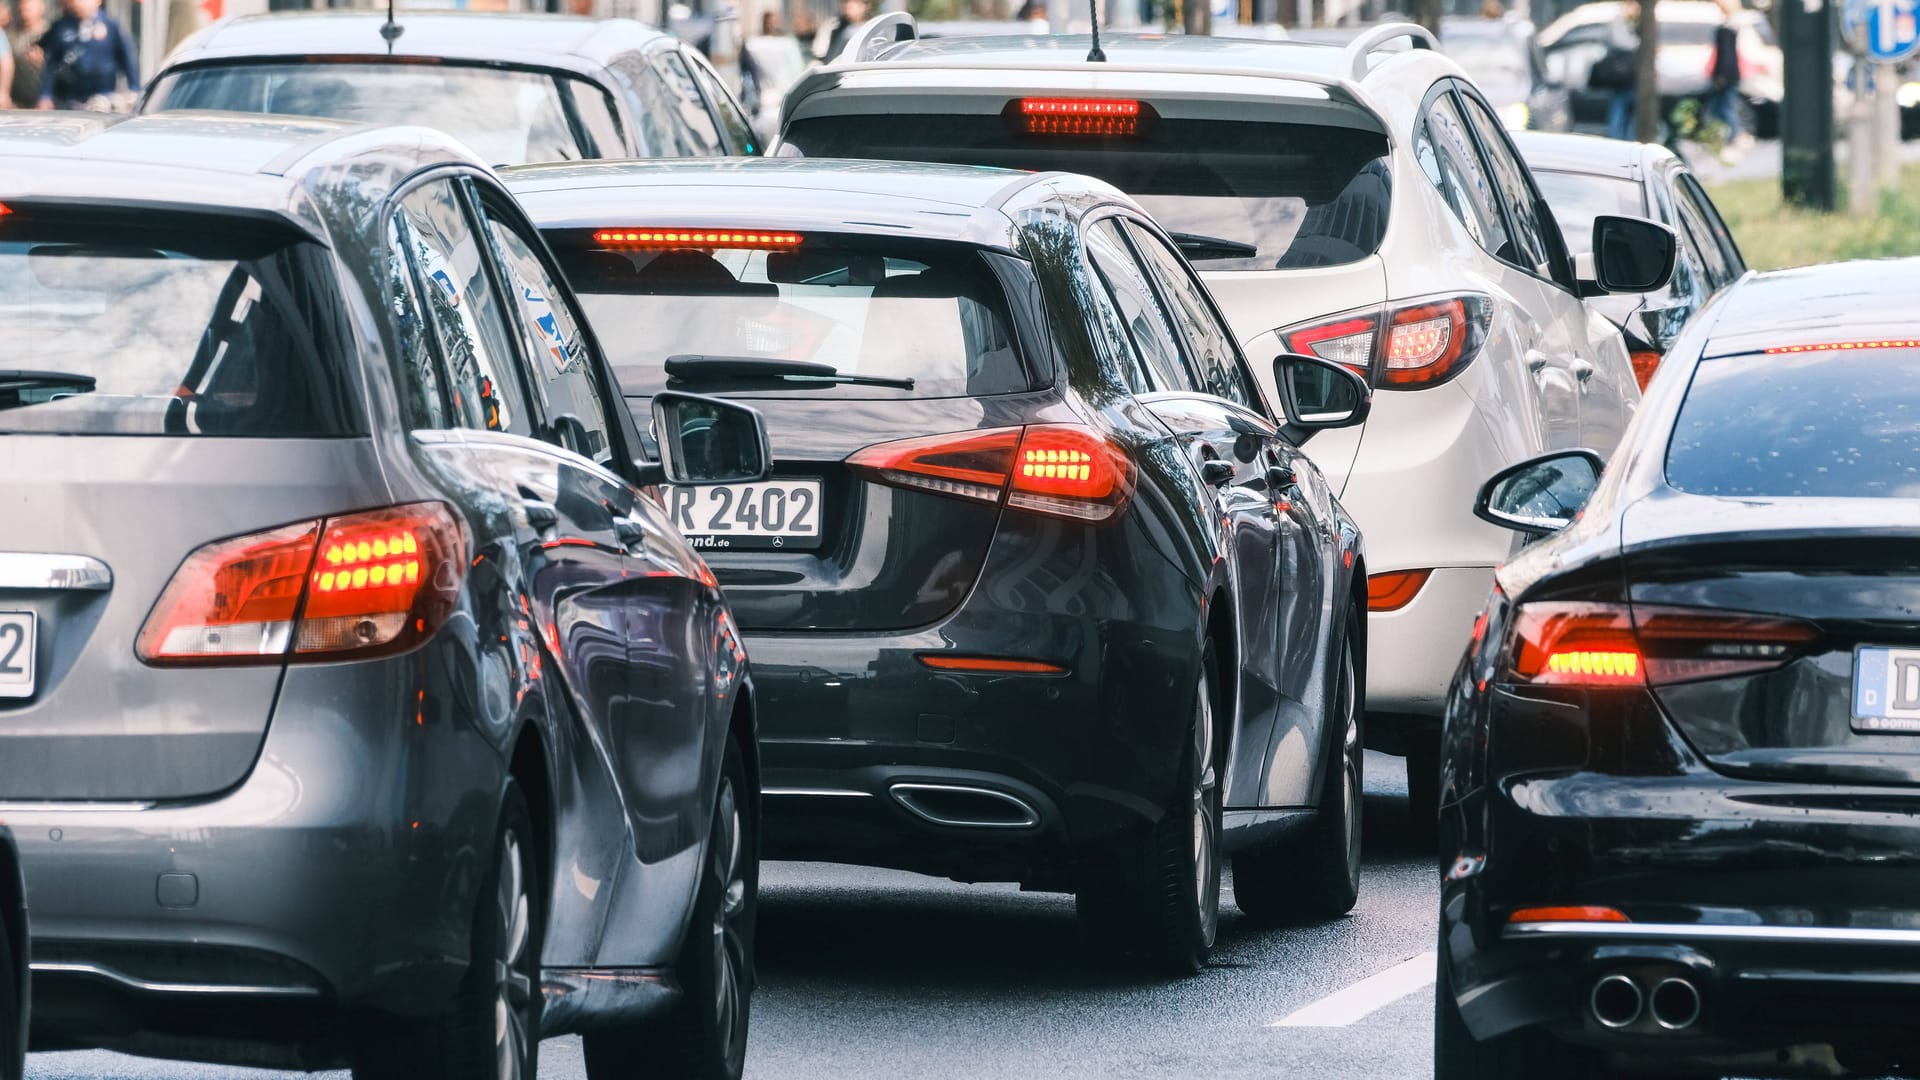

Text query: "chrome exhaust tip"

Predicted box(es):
[1649, 977, 1702, 1031]
[889, 783, 1040, 829]
[1590, 973, 1644, 1030]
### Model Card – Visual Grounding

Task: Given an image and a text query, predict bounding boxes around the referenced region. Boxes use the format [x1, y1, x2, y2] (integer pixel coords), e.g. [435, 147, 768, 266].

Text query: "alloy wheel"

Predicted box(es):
[709, 775, 750, 1062]
[1192, 667, 1220, 932]
[1337, 648, 1363, 887]
[494, 831, 533, 1080]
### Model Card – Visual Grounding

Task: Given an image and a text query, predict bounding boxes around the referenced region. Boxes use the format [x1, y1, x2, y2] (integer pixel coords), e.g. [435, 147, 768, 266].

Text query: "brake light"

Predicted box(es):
[1629, 350, 1662, 392]
[919, 654, 1068, 674]
[1018, 97, 1141, 136]
[1367, 569, 1431, 612]
[847, 424, 1133, 523]
[1281, 296, 1490, 389]
[592, 229, 803, 250]
[1508, 905, 1629, 924]
[1383, 300, 1468, 386]
[1505, 601, 1818, 688]
[138, 503, 466, 665]
[1764, 339, 1920, 355]
[0, 203, 10, 218]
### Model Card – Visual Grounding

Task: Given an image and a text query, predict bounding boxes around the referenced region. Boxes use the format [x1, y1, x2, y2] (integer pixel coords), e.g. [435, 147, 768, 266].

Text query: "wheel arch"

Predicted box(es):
[1204, 584, 1238, 777]
[507, 719, 555, 929]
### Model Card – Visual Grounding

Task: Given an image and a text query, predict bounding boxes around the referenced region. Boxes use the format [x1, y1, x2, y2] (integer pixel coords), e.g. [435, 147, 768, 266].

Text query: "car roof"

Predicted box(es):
[160, 11, 670, 72]
[501, 158, 1067, 251]
[878, 32, 1353, 78]
[1512, 130, 1672, 178]
[1703, 259, 1920, 358]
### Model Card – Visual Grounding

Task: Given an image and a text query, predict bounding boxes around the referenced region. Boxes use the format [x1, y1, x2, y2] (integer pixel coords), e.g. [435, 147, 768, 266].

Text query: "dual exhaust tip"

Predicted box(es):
[1590, 973, 1702, 1032]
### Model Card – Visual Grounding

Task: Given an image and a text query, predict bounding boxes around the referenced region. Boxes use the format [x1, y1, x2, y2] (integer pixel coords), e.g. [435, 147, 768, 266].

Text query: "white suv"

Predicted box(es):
[773, 21, 1674, 821]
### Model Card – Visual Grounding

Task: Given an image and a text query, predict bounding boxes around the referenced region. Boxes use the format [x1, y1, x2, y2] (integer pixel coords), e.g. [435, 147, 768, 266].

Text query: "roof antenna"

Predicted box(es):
[380, 0, 404, 51]
[1087, 0, 1106, 62]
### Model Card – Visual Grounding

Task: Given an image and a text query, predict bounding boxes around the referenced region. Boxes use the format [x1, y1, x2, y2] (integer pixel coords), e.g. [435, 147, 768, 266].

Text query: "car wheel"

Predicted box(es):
[354, 782, 541, 1080]
[585, 734, 757, 1080]
[1076, 641, 1221, 977]
[1435, 931, 1607, 1079]
[1232, 611, 1362, 923]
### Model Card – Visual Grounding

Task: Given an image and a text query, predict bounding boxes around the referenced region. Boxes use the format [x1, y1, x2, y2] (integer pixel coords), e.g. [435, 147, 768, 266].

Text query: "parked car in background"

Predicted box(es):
[1538, 0, 1783, 137]
[0, 111, 764, 1079]
[1438, 259, 1920, 1079]
[1438, 14, 1573, 132]
[1517, 131, 1746, 391]
[742, 32, 811, 144]
[139, 12, 761, 164]
[0, 829, 21, 1080]
[506, 156, 1373, 974]
[773, 21, 1675, 827]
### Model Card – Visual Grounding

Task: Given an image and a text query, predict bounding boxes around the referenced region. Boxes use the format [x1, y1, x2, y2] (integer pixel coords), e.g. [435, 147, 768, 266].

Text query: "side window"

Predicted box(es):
[1124, 221, 1261, 411]
[560, 77, 627, 159]
[1676, 175, 1745, 284]
[1084, 219, 1193, 393]
[685, 53, 757, 154]
[477, 197, 615, 463]
[1456, 91, 1553, 277]
[394, 180, 535, 437]
[386, 211, 454, 431]
[608, 55, 677, 157]
[1415, 93, 1512, 261]
[654, 50, 726, 156]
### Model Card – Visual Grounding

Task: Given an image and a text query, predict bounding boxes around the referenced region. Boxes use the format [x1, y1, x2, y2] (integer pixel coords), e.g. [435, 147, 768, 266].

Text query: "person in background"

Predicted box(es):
[8, 0, 47, 111]
[34, 0, 136, 110]
[1707, 0, 1747, 153]
[1017, 0, 1047, 31]
[1593, 0, 1640, 141]
[0, 5, 13, 108]
[816, 0, 868, 62]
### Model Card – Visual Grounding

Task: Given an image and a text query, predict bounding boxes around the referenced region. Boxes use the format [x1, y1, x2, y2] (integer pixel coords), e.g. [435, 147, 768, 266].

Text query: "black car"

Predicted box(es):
[505, 158, 1372, 974]
[139, 12, 760, 165]
[0, 112, 763, 1079]
[0, 829, 21, 1080]
[1437, 258, 1920, 1077]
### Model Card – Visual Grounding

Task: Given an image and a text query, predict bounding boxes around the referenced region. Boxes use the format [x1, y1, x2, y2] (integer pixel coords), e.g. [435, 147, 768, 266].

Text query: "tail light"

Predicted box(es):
[1282, 295, 1492, 389]
[1629, 350, 1662, 392]
[1504, 601, 1818, 689]
[847, 424, 1133, 523]
[1367, 569, 1432, 612]
[1013, 97, 1145, 137]
[138, 503, 466, 665]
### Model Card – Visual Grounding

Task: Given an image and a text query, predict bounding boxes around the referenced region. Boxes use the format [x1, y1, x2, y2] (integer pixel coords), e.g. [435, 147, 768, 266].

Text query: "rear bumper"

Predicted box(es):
[1364, 565, 1491, 738]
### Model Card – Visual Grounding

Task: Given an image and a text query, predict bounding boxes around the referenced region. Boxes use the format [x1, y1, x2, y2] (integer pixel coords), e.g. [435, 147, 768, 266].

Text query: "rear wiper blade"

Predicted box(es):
[0, 370, 96, 408]
[664, 354, 914, 391]
[1168, 232, 1259, 260]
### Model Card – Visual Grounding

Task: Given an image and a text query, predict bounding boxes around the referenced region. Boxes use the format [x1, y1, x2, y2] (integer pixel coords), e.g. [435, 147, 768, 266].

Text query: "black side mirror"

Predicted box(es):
[1271, 353, 1372, 443]
[1588, 215, 1677, 295]
[649, 391, 773, 486]
[1473, 449, 1604, 536]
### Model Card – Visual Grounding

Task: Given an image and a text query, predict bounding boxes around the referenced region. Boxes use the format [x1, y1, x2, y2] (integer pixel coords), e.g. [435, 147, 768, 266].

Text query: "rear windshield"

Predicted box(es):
[781, 114, 1391, 272]
[0, 210, 362, 437]
[547, 235, 1031, 400]
[146, 62, 625, 165]
[1667, 348, 1920, 498]
[1532, 169, 1646, 257]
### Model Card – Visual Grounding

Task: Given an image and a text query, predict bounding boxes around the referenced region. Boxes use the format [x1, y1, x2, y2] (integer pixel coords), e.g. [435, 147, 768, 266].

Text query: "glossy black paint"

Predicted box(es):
[1439, 265, 1920, 1076]
[0, 115, 752, 1069]
[509, 160, 1367, 893]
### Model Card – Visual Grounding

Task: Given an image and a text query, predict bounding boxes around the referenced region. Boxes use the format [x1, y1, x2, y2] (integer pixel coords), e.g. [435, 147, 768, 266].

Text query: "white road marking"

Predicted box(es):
[1269, 951, 1437, 1028]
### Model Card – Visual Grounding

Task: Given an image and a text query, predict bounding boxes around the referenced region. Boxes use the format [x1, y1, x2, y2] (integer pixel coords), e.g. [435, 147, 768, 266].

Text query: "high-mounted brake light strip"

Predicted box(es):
[593, 229, 803, 249]
[1764, 339, 1920, 354]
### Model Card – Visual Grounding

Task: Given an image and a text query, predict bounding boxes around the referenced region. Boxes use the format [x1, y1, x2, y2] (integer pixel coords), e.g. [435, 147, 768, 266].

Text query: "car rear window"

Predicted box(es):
[781, 113, 1390, 272]
[546, 234, 1031, 400]
[0, 209, 363, 437]
[146, 62, 625, 164]
[1666, 348, 1920, 498]
[1531, 169, 1646, 257]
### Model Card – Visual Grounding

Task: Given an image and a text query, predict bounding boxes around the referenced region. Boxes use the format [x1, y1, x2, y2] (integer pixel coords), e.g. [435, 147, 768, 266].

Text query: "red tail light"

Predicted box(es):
[1367, 569, 1432, 612]
[138, 503, 467, 665]
[1016, 97, 1142, 136]
[1505, 601, 1817, 688]
[592, 229, 803, 250]
[1281, 295, 1491, 390]
[847, 424, 1133, 523]
[1629, 350, 1662, 392]
[1508, 905, 1629, 924]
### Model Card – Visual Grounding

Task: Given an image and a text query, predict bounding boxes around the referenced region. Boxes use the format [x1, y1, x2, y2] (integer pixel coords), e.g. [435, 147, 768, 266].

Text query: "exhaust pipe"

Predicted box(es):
[889, 783, 1040, 829]
[1649, 977, 1702, 1031]
[1590, 974, 1644, 1030]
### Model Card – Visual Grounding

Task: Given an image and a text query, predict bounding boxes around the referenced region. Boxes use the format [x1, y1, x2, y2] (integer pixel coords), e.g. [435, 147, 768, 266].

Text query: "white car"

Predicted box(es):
[772, 21, 1675, 821]
[1537, 0, 1784, 136]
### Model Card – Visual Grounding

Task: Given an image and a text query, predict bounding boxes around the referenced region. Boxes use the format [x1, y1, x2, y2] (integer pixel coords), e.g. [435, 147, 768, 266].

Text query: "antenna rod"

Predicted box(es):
[1088, 0, 1105, 62]
[380, 0, 403, 51]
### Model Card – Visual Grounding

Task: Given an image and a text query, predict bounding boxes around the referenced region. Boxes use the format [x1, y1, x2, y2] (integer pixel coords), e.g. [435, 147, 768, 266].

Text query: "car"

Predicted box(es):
[0, 829, 22, 1080]
[1516, 130, 1747, 391]
[771, 20, 1675, 827]
[1437, 15, 1574, 133]
[0, 111, 765, 1079]
[503, 156, 1373, 973]
[741, 32, 812, 144]
[1537, 0, 1783, 138]
[1436, 258, 1920, 1079]
[138, 11, 762, 166]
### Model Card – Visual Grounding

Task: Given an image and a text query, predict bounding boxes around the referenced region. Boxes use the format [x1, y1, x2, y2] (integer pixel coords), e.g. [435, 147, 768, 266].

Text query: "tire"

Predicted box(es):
[1076, 642, 1222, 978]
[354, 782, 541, 1080]
[586, 734, 757, 1080]
[1435, 932, 1607, 1079]
[1405, 735, 1441, 850]
[0, 905, 18, 1080]
[1233, 612, 1362, 923]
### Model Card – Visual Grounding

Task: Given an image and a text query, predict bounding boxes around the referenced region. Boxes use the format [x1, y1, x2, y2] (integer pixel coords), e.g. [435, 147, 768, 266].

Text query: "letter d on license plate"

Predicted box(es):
[1853, 646, 1920, 732]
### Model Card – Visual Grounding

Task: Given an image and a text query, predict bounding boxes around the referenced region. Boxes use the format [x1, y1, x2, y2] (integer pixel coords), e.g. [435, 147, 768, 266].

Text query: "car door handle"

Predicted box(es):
[522, 498, 559, 531]
[1200, 459, 1235, 486]
[1569, 357, 1596, 383]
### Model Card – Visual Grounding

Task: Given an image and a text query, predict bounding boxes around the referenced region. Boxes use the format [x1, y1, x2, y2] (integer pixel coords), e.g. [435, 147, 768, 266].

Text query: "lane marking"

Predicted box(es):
[1268, 951, 1437, 1028]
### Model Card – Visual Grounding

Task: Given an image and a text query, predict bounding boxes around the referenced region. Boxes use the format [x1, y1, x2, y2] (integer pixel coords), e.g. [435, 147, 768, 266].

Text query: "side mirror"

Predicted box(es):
[1588, 215, 1677, 295]
[1271, 353, 1372, 441]
[1473, 449, 1604, 536]
[649, 391, 773, 485]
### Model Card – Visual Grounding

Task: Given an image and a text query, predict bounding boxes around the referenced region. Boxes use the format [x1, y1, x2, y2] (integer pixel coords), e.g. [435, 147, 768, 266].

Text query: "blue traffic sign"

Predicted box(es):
[1850, 0, 1920, 62]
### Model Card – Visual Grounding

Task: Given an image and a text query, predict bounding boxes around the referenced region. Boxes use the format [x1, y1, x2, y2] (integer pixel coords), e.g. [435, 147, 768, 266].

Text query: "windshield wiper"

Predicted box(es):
[1168, 232, 1259, 260]
[0, 370, 97, 410]
[664, 354, 915, 391]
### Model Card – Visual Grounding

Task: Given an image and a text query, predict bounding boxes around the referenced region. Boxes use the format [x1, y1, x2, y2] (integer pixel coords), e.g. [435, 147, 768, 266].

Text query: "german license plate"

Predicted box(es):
[0, 612, 35, 699]
[1852, 646, 1920, 732]
[665, 480, 823, 551]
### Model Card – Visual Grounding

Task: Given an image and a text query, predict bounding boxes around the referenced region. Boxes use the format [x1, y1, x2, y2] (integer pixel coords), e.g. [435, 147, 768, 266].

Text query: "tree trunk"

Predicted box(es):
[1183, 0, 1212, 33]
[1634, 0, 1660, 143]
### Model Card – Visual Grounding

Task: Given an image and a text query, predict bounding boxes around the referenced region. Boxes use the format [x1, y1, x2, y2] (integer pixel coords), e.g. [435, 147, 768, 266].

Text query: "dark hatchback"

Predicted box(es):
[1437, 259, 1920, 1078]
[507, 158, 1373, 973]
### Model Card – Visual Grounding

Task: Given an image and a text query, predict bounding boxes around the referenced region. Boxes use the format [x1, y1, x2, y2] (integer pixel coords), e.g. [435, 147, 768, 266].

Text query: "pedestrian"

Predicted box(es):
[9, 0, 49, 110]
[1706, 0, 1747, 151]
[816, 0, 868, 62]
[1017, 0, 1047, 31]
[1590, 0, 1640, 141]
[0, 5, 14, 108]
[34, 0, 137, 111]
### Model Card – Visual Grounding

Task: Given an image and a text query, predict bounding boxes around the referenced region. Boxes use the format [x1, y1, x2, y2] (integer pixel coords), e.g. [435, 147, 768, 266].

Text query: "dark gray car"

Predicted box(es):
[0, 112, 766, 1079]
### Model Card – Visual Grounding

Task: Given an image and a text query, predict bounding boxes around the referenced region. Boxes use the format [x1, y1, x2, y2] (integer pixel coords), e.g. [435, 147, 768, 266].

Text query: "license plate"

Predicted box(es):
[665, 480, 823, 551]
[1852, 646, 1920, 732]
[0, 612, 34, 699]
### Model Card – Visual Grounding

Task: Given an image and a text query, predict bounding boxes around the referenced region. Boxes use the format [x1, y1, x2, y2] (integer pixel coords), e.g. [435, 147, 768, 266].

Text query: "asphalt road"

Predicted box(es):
[26, 752, 1441, 1080]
